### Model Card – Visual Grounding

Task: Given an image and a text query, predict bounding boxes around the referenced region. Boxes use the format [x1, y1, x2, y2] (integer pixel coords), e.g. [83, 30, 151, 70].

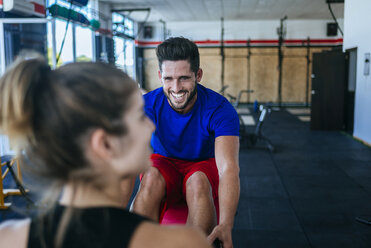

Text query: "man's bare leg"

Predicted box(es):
[131, 167, 166, 221]
[186, 171, 217, 234]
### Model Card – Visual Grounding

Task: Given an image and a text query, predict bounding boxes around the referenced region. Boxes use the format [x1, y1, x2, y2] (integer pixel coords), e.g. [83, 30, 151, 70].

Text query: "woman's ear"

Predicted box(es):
[90, 129, 113, 160]
[90, 128, 131, 160]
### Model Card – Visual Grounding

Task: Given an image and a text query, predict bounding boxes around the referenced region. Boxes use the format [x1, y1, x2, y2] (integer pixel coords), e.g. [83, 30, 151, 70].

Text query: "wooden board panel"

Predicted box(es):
[143, 49, 161, 91]
[143, 49, 157, 58]
[225, 47, 248, 56]
[225, 57, 248, 102]
[142, 46, 334, 104]
[200, 55, 222, 92]
[249, 48, 278, 102]
[224, 48, 249, 102]
[282, 56, 307, 102]
[143, 57, 161, 91]
[282, 47, 307, 56]
[199, 48, 220, 56]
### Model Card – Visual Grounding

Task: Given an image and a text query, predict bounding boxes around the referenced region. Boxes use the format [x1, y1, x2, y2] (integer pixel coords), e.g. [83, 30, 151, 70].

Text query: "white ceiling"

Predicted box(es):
[101, 0, 344, 23]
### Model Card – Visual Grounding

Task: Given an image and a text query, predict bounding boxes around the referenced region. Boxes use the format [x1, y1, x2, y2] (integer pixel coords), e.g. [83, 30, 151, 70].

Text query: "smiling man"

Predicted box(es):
[132, 37, 240, 248]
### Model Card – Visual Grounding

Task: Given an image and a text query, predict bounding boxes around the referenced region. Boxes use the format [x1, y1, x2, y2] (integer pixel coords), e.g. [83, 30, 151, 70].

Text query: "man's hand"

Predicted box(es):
[207, 224, 233, 248]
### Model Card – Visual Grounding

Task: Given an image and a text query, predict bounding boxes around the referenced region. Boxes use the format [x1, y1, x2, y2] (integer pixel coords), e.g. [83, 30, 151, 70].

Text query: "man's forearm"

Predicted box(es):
[218, 167, 240, 227]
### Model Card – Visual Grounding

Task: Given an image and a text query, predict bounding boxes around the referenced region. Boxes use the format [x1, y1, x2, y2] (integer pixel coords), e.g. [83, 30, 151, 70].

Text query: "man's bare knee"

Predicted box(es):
[186, 172, 212, 199]
[140, 167, 166, 199]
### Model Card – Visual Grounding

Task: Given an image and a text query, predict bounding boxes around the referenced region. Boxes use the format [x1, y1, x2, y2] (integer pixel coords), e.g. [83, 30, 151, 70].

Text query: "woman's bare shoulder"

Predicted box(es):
[0, 218, 30, 248]
[129, 222, 212, 248]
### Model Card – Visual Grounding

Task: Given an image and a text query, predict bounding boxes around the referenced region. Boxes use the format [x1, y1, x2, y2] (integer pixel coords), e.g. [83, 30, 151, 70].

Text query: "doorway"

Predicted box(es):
[310, 49, 347, 130]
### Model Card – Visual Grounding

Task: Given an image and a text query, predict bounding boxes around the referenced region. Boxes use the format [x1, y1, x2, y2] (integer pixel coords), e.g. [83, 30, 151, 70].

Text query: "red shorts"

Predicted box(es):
[145, 154, 219, 207]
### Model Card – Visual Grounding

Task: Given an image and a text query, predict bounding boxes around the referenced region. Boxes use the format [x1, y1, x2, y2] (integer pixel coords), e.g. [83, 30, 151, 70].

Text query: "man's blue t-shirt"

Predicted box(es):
[144, 84, 239, 161]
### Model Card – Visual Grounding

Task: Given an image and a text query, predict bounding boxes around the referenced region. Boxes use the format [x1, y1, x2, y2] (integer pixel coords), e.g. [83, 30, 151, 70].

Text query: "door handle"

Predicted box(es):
[311, 90, 316, 95]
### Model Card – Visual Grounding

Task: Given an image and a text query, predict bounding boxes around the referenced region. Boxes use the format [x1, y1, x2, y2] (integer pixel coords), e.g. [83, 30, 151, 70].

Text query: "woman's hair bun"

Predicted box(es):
[0, 53, 50, 149]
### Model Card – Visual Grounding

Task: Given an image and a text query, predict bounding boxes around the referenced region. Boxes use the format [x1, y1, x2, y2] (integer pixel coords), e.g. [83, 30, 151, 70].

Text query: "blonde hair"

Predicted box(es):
[1, 58, 137, 180]
[0, 58, 138, 247]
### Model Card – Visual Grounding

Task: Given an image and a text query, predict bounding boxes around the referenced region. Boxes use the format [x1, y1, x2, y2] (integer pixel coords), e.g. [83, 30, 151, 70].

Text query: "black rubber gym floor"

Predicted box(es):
[1, 108, 371, 247]
[233, 107, 371, 248]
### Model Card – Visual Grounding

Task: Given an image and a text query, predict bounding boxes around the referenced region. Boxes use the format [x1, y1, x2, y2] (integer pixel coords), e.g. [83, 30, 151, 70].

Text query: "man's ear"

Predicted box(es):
[158, 70, 162, 81]
[196, 68, 203, 83]
[90, 129, 113, 160]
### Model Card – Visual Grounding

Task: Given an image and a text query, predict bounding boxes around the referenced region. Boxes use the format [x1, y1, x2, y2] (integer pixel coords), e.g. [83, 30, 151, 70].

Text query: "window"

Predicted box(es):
[124, 39, 134, 78]
[0, 19, 47, 155]
[76, 25, 93, 62]
[112, 13, 134, 37]
[47, 19, 73, 67]
[47, 0, 95, 66]
[114, 36, 124, 68]
[112, 13, 135, 79]
[114, 37, 135, 78]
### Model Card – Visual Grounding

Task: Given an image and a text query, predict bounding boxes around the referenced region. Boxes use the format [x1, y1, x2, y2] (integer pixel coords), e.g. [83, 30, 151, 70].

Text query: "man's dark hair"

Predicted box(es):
[156, 37, 200, 74]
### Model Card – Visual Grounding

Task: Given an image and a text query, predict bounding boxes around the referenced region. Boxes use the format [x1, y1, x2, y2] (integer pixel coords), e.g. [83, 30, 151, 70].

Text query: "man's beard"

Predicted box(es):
[164, 83, 197, 113]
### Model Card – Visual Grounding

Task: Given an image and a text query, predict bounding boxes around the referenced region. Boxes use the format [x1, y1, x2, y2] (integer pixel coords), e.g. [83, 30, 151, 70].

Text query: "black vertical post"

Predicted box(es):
[135, 46, 145, 88]
[106, 37, 115, 65]
[220, 17, 225, 95]
[95, 35, 102, 61]
[247, 39, 251, 103]
[277, 16, 287, 107]
[163, 22, 166, 40]
[305, 37, 311, 107]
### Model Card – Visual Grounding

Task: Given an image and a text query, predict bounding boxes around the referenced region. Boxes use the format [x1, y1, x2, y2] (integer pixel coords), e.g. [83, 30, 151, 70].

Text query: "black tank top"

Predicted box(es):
[28, 205, 149, 248]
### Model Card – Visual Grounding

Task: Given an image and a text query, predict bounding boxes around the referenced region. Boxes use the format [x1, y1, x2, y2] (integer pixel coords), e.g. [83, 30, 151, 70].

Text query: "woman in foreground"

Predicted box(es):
[0, 58, 210, 248]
